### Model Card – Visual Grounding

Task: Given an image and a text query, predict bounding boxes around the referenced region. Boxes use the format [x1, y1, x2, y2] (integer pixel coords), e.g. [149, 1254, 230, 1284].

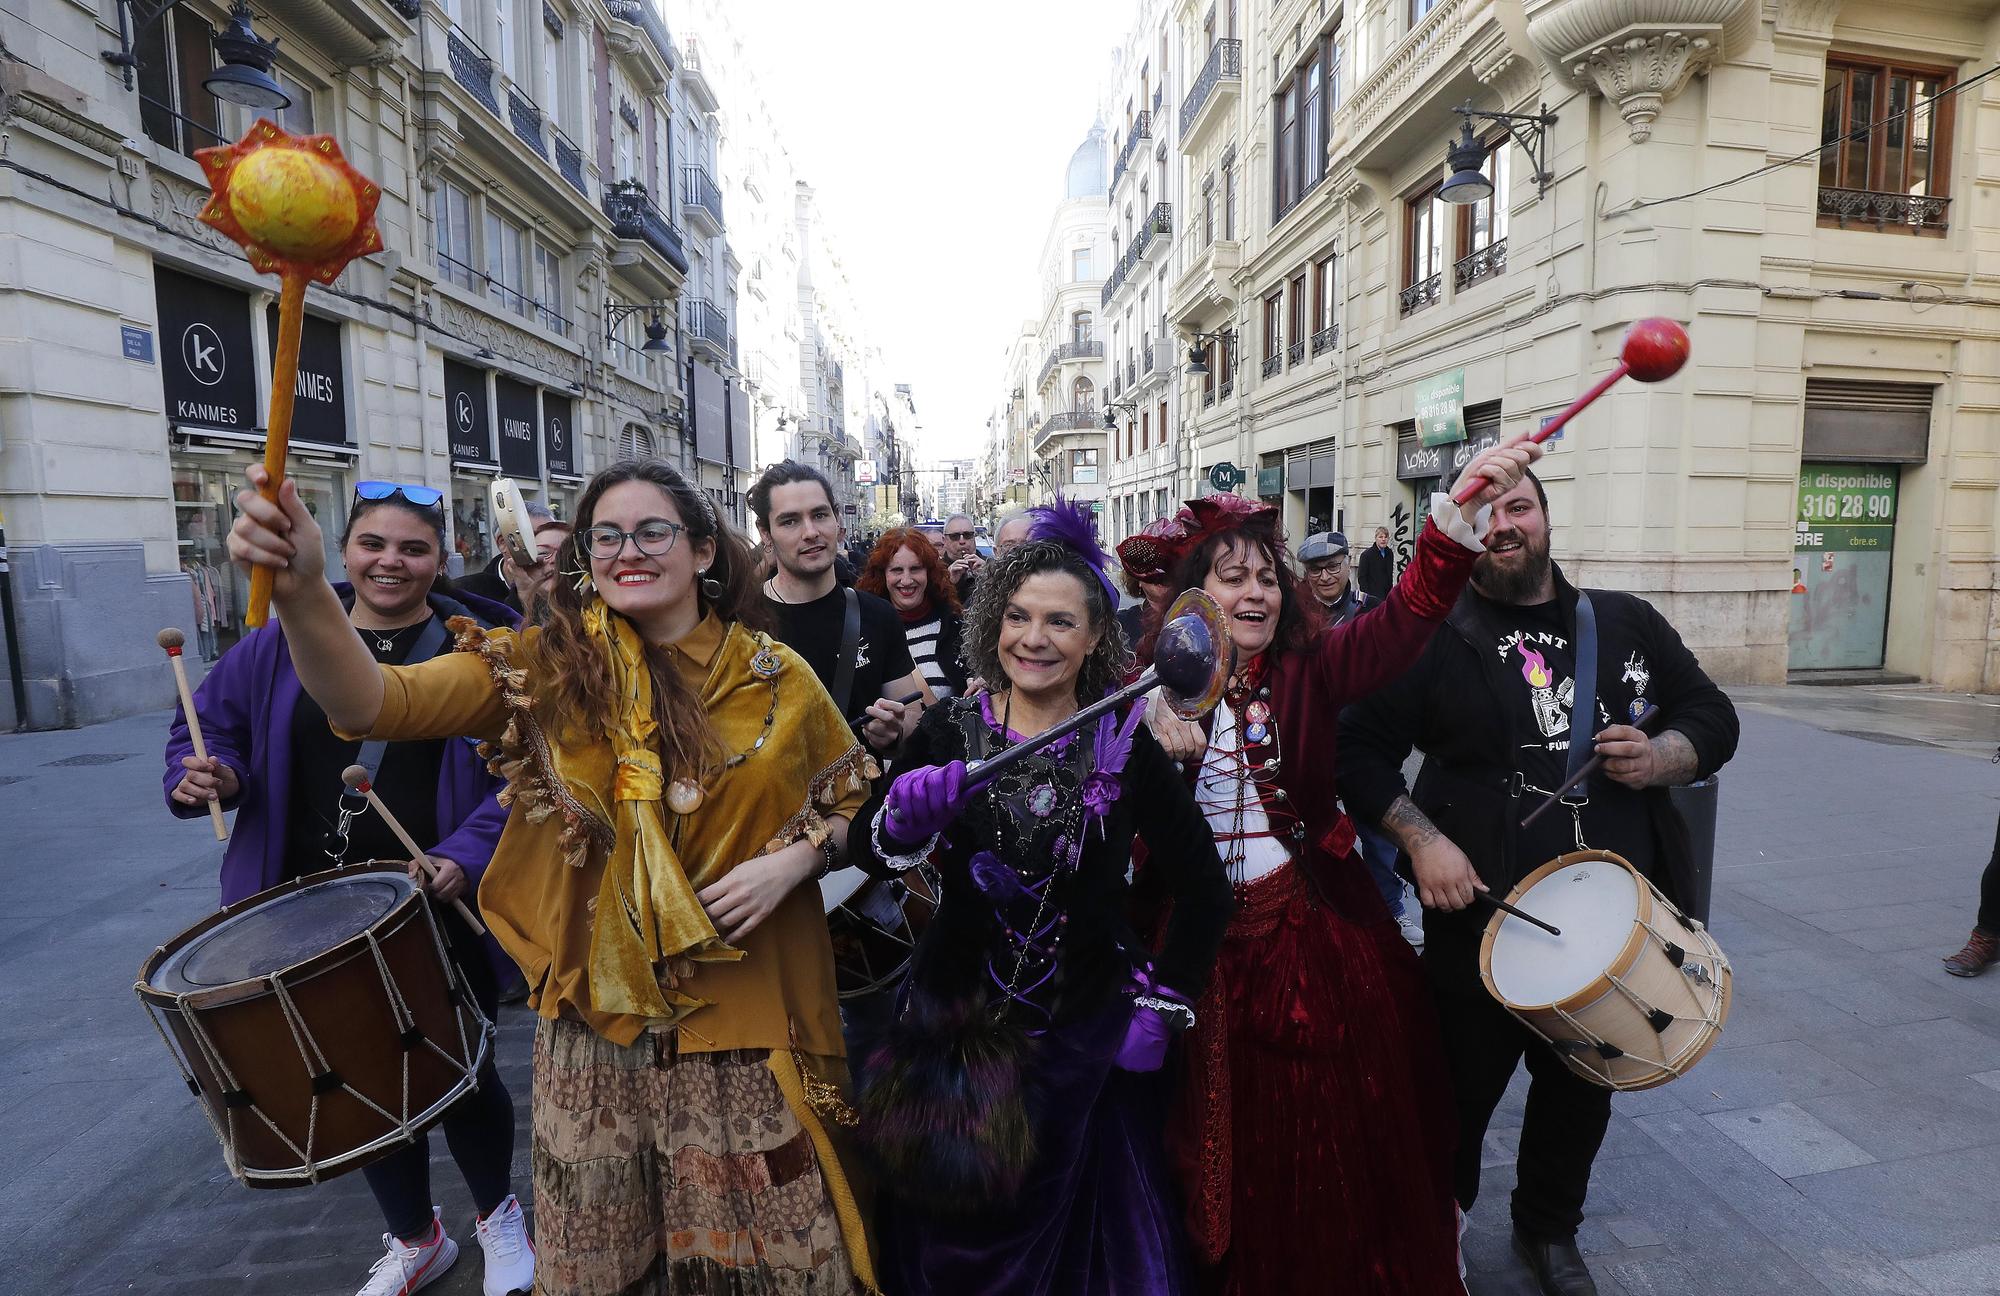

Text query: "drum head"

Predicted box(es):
[152, 872, 415, 994]
[1489, 857, 1638, 1008]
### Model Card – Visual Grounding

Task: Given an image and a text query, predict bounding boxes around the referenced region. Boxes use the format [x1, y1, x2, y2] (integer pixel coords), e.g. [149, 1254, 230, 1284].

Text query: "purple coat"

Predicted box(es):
[163, 585, 516, 906]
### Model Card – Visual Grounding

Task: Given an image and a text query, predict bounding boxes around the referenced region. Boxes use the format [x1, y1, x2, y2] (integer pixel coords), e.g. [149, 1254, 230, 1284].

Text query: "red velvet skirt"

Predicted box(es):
[1168, 858, 1463, 1295]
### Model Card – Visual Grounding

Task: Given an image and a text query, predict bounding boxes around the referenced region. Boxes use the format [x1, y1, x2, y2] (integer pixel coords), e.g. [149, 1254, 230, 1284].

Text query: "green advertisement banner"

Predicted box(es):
[1794, 464, 1896, 552]
[1415, 369, 1466, 447]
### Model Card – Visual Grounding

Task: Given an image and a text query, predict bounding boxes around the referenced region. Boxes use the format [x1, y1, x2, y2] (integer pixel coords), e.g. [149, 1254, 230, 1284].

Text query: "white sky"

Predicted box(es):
[726, 1, 1130, 462]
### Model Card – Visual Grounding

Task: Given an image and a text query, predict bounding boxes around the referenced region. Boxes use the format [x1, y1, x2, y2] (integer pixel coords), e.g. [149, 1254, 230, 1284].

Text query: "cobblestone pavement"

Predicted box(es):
[4, 685, 1998, 1294]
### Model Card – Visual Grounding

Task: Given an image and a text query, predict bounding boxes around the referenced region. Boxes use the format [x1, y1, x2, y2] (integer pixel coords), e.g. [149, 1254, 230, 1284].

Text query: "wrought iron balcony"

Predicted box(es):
[553, 130, 587, 194]
[1180, 39, 1242, 139]
[1219, 376, 1234, 400]
[1142, 338, 1153, 374]
[1817, 186, 1950, 233]
[1112, 112, 1151, 192]
[1139, 203, 1172, 260]
[603, 0, 676, 75]
[1287, 340, 1304, 367]
[1101, 258, 1127, 307]
[1454, 238, 1506, 290]
[681, 164, 724, 234]
[1203, 388, 1216, 408]
[507, 88, 547, 160]
[686, 296, 729, 358]
[602, 180, 689, 275]
[1036, 408, 1100, 449]
[1126, 357, 1137, 386]
[447, 27, 499, 115]
[1399, 273, 1440, 317]
[1262, 354, 1283, 379]
[1311, 324, 1338, 356]
[1037, 339, 1103, 391]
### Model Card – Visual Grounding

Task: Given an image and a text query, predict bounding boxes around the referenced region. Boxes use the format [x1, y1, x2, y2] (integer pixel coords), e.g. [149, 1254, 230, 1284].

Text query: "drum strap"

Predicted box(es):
[831, 587, 862, 718]
[353, 613, 453, 785]
[1564, 592, 1599, 794]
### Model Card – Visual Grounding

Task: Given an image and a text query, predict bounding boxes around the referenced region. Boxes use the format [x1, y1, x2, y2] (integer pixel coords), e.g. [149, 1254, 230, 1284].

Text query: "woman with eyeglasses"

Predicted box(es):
[223, 458, 884, 1295]
[164, 480, 534, 1296]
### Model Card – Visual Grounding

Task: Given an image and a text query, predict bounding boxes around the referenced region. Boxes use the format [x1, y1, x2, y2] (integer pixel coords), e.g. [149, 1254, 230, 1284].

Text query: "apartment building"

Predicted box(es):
[1156, 0, 2000, 689]
[1028, 127, 1112, 510]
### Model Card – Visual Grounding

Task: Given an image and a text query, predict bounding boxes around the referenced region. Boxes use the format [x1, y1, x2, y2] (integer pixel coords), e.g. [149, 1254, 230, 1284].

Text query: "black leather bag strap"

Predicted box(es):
[830, 587, 862, 718]
[1564, 591, 1599, 792]
[353, 612, 452, 783]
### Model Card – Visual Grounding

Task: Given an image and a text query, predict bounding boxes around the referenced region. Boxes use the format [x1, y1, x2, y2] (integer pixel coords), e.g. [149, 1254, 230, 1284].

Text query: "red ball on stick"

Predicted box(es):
[1620, 316, 1690, 383]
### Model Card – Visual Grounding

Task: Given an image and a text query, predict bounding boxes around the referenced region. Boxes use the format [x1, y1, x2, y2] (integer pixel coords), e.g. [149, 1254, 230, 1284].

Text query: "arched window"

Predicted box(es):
[1071, 310, 1094, 345]
[1071, 376, 1094, 412]
[619, 424, 655, 460]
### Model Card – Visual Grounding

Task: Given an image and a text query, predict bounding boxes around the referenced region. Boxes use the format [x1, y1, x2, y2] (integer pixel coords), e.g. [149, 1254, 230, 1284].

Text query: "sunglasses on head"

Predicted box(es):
[353, 481, 445, 510]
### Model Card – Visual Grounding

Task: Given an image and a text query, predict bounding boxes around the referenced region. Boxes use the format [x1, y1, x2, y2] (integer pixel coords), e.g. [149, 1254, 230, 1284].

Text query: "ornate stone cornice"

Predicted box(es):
[1773, 0, 1842, 42]
[149, 172, 238, 258]
[0, 64, 125, 159]
[436, 296, 581, 382]
[1526, 0, 1755, 142]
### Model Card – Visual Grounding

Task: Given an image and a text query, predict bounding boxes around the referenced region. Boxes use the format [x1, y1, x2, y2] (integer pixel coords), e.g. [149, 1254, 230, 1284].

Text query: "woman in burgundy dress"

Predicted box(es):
[1136, 442, 1538, 1295]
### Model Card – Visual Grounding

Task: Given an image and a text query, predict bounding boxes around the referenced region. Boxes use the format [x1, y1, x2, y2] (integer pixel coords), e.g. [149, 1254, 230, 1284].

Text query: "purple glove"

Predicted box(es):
[1114, 987, 1190, 1073]
[883, 761, 968, 845]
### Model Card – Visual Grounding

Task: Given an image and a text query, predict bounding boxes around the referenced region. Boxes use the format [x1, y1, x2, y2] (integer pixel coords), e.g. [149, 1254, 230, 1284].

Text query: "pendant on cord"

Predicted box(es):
[667, 778, 705, 815]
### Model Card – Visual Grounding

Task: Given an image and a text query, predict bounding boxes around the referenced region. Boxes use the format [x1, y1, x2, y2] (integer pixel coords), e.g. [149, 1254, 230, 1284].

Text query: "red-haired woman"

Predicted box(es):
[858, 527, 968, 699]
[1137, 443, 1539, 1295]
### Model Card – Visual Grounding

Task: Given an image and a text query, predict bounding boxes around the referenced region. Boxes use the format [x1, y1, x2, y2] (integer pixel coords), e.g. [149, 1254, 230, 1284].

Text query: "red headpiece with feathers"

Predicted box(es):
[1143, 493, 1285, 573]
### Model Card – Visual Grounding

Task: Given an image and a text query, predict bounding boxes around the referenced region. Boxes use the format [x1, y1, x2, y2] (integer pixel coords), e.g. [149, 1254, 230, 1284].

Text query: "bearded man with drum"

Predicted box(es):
[1338, 471, 1737, 1296]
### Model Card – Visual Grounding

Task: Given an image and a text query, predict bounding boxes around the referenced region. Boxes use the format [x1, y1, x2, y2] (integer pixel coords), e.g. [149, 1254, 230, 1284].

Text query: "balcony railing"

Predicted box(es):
[1112, 112, 1151, 192]
[1261, 353, 1283, 379]
[553, 129, 587, 194]
[681, 164, 724, 230]
[1126, 357, 1137, 386]
[507, 88, 547, 159]
[1038, 339, 1103, 390]
[1037, 409, 1100, 446]
[1101, 258, 1127, 307]
[603, 0, 675, 72]
[1817, 186, 1950, 233]
[1139, 202, 1172, 257]
[603, 180, 689, 275]
[1203, 388, 1216, 408]
[446, 27, 499, 115]
[1287, 340, 1304, 367]
[1219, 375, 1234, 400]
[1399, 273, 1440, 316]
[686, 296, 729, 353]
[1180, 39, 1242, 137]
[1455, 238, 1506, 290]
[1142, 338, 1153, 375]
[1311, 324, 1338, 356]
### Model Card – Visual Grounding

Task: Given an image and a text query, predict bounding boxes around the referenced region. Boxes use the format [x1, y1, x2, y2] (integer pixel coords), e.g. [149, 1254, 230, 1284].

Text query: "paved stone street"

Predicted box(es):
[4, 685, 1999, 1294]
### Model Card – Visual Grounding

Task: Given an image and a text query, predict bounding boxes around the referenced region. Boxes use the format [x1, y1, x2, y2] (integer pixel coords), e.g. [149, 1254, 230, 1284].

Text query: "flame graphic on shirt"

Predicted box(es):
[1520, 645, 1551, 688]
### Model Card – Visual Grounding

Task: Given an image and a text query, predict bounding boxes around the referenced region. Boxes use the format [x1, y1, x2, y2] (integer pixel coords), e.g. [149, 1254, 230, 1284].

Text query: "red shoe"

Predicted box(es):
[1943, 929, 1998, 978]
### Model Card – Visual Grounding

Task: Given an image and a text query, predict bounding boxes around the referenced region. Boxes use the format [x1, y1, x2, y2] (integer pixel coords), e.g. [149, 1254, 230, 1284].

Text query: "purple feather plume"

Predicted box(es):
[1026, 497, 1120, 609]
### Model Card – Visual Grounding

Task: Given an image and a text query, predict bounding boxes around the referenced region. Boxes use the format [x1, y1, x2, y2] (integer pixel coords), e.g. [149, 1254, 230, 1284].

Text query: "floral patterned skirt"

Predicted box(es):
[530, 1016, 867, 1295]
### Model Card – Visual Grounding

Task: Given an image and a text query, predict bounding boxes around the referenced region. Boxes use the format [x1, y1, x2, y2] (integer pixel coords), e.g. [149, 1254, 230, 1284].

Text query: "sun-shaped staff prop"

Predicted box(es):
[197, 121, 384, 626]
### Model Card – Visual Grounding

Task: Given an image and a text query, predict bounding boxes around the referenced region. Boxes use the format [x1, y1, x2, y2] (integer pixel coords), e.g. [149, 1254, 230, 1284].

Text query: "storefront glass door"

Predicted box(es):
[1788, 463, 1897, 671]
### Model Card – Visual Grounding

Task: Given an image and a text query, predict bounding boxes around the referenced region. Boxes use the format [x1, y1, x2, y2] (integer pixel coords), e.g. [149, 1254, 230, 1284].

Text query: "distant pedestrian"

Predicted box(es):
[1944, 810, 2000, 975]
[166, 481, 534, 1296]
[1356, 525, 1395, 601]
[941, 511, 986, 604]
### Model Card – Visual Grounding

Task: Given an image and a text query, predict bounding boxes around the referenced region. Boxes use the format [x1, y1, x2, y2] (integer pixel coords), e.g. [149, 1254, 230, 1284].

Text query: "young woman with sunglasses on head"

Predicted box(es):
[224, 458, 883, 1296]
[165, 481, 533, 1296]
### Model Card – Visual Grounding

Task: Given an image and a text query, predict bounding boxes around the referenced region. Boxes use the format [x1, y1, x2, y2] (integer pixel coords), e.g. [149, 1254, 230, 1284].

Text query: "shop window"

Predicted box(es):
[1819, 57, 1952, 235]
[1071, 447, 1100, 485]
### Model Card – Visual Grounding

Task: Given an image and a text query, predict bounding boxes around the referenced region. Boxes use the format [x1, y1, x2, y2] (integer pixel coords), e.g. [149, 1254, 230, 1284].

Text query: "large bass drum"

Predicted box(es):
[819, 864, 937, 1000]
[136, 863, 492, 1187]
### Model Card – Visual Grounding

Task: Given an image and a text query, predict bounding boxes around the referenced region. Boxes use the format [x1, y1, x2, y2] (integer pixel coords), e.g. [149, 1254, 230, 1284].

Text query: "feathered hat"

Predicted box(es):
[1023, 498, 1122, 609]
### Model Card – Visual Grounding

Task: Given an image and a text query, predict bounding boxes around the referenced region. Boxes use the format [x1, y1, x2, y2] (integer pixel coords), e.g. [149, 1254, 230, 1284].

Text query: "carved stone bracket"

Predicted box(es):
[1526, 0, 1754, 142]
[0, 64, 126, 159]
[149, 173, 238, 258]
[1573, 26, 1723, 142]
[1773, 0, 1842, 43]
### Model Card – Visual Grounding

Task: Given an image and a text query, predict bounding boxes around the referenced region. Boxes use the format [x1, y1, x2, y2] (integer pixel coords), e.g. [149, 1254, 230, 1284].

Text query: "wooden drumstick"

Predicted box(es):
[158, 628, 228, 841]
[1520, 704, 1661, 831]
[341, 765, 486, 935]
[1477, 891, 1562, 938]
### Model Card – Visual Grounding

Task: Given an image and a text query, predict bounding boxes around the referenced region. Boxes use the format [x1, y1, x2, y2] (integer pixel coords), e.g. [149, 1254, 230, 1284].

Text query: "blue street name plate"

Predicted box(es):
[121, 325, 155, 363]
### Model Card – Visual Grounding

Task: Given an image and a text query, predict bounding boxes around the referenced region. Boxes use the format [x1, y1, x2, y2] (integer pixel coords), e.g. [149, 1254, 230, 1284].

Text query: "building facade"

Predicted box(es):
[1028, 128, 1112, 511]
[1147, 0, 2000, 690]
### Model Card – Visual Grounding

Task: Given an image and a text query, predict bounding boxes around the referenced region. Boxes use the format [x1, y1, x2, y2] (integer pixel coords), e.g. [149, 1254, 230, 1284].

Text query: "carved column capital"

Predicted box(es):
[1573, 27, 1723, 142]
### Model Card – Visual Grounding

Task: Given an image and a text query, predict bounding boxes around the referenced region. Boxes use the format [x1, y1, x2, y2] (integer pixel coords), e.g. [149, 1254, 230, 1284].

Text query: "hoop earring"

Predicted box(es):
[700, 568, 723, 600]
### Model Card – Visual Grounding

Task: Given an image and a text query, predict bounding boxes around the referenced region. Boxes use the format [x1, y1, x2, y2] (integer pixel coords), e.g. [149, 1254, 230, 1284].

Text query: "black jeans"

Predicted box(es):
[1978, 807, 2000, 935]
[1429, 972, 1612, 1243]
[362, 918, 516, 1242]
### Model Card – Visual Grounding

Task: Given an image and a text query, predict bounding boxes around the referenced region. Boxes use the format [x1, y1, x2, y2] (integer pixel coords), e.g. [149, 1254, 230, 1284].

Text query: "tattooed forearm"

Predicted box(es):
[1381, 795, 1443, 855]
[1651, 730, 1699, 787]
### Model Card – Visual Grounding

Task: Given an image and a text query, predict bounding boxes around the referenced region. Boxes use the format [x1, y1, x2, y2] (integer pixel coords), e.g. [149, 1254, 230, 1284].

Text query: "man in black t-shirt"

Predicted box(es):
[750, 461, 922, 760]
[1340, 471, 1738, 1296]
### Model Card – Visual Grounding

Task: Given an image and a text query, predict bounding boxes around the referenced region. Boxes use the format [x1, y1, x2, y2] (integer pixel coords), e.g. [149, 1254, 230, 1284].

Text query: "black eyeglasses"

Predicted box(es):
[581, 520, 685, 559]
[353, 481, 444, 510]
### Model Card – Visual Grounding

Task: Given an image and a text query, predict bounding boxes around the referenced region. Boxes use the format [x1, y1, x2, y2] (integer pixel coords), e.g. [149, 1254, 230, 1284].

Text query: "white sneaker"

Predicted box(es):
[1397, 910, 1427, 950]
[475, 1194, 536, 1296]
[358, 1207, 458, 1296]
